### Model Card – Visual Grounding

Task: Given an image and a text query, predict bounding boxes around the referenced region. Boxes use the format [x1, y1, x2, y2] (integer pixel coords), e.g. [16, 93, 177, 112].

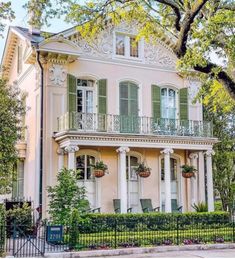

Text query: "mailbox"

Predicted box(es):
[46, 225, 63, 242]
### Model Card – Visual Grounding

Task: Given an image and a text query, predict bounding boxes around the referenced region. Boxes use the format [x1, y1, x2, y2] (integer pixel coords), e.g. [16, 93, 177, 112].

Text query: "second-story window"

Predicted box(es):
[161, 88, 176, 119]
[77, 79, 95, 113]
[115, 33, 140, 58]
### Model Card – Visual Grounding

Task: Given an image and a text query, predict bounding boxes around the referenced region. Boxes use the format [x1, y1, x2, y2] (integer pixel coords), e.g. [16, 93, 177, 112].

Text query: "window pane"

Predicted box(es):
[87, 156, 95, 180]
[86, 91, 93, 113]
[76, 155, 85, 179]
[77, 90, 83, 112]
[116, 34, 125, 55]
[170, 158, 177, 180]
[130, 37, 139, 57]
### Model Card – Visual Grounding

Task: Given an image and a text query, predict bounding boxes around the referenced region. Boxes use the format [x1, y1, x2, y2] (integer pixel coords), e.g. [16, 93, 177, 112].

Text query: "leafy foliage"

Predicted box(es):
[192, 202, 208, 212]
[91, 161, 108, 171]
[181, 165, 197, 173]
[135, 162, 151, 173]
[0, 79, 25, 194]
[24, 0, 235, 98]
[47, 168, 89, 225]
[69, 209, 80, 250]
[0, 1, 14, 36]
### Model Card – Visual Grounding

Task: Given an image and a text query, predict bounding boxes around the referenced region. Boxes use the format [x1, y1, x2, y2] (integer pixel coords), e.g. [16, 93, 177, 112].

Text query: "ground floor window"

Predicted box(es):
[12, 160, 24, 198]
[161, 158, 177, 181]
[76, 154, 95, 180]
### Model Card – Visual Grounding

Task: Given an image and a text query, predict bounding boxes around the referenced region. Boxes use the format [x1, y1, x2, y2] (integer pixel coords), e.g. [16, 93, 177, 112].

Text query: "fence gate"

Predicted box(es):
[5, 223, 45, 257]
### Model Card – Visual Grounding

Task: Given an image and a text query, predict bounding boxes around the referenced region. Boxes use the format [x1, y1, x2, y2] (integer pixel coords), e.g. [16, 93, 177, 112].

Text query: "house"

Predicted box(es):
[0, 21, 217, 217]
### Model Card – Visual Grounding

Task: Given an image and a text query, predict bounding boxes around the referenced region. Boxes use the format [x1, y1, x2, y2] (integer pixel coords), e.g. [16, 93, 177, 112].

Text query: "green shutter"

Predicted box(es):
[152, 85, 161, 118]
[98, 79, 107, 114]
[179, 88, 188, 120]
[67, 74, 77, 113]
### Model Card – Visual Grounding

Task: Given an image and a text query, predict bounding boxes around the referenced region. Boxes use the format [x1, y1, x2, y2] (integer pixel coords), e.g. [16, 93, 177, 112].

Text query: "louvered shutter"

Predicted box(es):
[152, 85, 161, 118]
[98, 79, 107, 114]
[179, 88, 188, 120]
[67, 74, 77, 129]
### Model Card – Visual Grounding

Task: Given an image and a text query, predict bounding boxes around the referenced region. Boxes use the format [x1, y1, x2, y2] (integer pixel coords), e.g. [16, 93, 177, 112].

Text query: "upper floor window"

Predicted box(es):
[161, 88, 176, 119]
[115, 33, 140, 58]
[77, 79, 95, 113]
[17, 45, 23, 74]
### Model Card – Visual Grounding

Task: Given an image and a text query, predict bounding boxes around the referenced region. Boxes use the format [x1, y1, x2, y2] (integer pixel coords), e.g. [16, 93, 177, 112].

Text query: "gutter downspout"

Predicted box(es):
[36, 50, 43, 219]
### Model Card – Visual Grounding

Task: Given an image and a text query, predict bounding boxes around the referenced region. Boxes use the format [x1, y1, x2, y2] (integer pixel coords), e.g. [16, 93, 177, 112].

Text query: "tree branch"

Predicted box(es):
[154, 0, 181, 31]
[173, 0, 209, 57]
[194, 63, 235, 100]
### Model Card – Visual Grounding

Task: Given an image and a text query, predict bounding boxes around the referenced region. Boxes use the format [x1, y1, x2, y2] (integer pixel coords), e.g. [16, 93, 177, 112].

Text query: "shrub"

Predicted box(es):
[192, 202, 208, 212]
[0, 204, 6, 257]
[69, 209, 80, 250]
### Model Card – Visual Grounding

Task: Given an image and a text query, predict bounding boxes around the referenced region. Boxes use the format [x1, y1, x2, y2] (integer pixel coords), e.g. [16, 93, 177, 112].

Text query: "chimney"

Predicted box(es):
[28, 10, 41, 35]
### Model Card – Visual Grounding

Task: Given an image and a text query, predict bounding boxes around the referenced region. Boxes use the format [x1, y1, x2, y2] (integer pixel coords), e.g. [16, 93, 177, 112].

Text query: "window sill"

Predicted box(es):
[113, 55, 143, 63]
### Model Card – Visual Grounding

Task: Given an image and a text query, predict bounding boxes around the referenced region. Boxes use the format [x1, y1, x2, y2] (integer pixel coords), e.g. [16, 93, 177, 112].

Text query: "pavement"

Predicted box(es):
[108, 248, 235, 258]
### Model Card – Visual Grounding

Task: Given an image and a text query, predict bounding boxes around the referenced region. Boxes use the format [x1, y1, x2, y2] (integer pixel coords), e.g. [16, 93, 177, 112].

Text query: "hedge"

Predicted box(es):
[0, 204, 6, 256]
[77, 211, 231, 233]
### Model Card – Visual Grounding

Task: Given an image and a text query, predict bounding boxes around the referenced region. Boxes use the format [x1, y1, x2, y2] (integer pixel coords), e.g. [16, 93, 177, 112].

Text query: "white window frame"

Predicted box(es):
[77, 78, 97, 114]
[113, 32, 144, 61]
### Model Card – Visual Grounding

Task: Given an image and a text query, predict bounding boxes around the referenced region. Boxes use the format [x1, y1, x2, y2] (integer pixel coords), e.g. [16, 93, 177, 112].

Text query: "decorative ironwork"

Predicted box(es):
[57, 112, 213, 138]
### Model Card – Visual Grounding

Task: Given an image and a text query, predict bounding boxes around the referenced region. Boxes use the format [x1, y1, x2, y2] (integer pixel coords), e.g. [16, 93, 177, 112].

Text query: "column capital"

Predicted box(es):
[160, 148, 174, 155]
[57, 147, 65, 155]
[64, 145, 79, 153]
[204, 149, 215, 157]
[116, 146, 130, 154]
[189, 153, 199, 160]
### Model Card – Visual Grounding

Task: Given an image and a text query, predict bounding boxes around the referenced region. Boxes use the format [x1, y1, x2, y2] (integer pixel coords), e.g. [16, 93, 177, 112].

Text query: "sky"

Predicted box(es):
[0, 0, 71, 60]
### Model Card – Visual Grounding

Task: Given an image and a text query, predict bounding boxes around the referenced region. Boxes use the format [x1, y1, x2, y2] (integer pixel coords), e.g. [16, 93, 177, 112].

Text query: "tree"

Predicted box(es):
[0, 79, 25, 194]
[0, 1, 14, 36]
[202, 81, 235, 212]
[25, 0, 235, 99]
[47, 168, 89, 225]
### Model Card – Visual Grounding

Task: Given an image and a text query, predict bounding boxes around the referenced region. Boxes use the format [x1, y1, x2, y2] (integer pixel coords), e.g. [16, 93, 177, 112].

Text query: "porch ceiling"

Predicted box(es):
[54, 131, 218, 150]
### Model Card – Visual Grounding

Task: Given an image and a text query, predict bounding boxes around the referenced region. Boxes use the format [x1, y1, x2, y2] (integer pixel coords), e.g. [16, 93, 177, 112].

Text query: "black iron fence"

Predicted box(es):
[1, 213, 235, 257]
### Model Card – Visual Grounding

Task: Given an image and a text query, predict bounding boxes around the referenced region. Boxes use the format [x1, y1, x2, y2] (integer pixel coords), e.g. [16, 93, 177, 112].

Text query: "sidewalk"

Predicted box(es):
[45, 243, 235, 258]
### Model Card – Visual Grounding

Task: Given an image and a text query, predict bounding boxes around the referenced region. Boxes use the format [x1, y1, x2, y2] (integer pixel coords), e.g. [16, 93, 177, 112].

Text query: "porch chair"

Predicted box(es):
[113, 199, 132, 213]
[171, 199, 182, 213]
[82, 203, 101, 213]
[140, 199, 160, 213]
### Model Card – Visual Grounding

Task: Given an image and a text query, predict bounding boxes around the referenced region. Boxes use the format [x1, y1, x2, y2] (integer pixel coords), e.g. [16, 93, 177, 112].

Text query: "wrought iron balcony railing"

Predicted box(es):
[57, 112, 213, 138]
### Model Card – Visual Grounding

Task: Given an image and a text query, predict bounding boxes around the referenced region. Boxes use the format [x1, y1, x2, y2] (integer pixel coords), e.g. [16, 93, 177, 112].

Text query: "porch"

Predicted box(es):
[54, 131, 216, 213]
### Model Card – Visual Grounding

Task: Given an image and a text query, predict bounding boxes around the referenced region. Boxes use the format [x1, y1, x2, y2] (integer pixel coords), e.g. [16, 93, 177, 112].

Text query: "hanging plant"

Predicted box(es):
[91, 161, 108, 178]
[135, 162, 151, 178]
[181, 165, 197, 178]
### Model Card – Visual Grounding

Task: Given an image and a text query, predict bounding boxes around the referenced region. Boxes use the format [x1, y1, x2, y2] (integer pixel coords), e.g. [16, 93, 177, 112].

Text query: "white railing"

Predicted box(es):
[57, 112, 213, 138]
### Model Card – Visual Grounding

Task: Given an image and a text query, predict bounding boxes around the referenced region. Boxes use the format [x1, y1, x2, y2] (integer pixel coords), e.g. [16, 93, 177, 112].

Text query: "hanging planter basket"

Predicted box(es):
[182, 172, 194, 178]
[93, 170, 105, 178]
[138, 170, 151, 178]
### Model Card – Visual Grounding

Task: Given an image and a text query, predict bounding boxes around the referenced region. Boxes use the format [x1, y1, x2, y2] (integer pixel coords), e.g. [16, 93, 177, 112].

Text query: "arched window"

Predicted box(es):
[161, 158, 177, 181]
[161, 88, 176, 119]
[77, 79, 95, 113]
[76, 154, 95, 180]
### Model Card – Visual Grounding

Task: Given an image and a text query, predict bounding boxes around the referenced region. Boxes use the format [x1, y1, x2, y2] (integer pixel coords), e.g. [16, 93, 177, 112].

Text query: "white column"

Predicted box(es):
[160, 148, 174, 213]
[205, 149, 215, 212]
[189, 153, 199, 209]
[57, 148, 65, 172]
[116, 146, 130, 213]
[198, 151, 206, 202]
[65, 145, 79, 170]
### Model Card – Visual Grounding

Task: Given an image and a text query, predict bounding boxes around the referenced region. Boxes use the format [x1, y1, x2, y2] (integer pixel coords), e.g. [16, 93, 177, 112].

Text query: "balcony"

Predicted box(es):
[57, 112, 213, 138]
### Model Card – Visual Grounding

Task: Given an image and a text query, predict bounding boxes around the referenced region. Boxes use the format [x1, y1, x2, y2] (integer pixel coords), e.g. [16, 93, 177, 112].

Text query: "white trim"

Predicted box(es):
[158, 153, 183, 212]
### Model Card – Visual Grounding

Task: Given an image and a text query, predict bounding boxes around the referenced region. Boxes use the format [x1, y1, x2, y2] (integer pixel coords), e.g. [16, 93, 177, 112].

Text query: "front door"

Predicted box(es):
[76, 154, 96, 208]
[161, 157, 179, 211]
[126, 155, 140, 212]
[119, 81, 139, 133]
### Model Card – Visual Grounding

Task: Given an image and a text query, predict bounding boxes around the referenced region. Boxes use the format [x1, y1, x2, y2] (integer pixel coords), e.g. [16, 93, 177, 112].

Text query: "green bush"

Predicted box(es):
[69, 209, 80, 250]
[0, 204, 6, 257]
[215, 201, 223, 211]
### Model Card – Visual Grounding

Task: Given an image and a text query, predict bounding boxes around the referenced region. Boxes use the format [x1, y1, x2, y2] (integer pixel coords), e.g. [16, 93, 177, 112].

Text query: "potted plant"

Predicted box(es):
[92, 161, 108, 178]
[181, 165, 197, 178]
[135, 162, 151, 178]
